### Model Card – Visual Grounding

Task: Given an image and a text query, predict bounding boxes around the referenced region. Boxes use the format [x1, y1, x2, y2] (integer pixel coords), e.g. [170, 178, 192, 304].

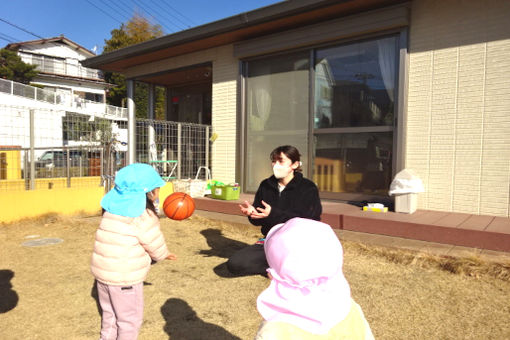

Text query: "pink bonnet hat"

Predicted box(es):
[256, 217, 352, 334]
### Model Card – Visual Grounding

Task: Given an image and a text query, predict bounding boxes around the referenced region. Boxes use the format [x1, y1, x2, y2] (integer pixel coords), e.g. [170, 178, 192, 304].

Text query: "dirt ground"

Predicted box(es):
[1, 213, 510, 340]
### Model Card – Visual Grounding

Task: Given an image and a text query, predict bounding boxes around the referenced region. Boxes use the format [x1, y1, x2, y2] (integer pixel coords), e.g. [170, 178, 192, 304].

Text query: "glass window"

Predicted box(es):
[314, 37, 397, 128]
[312, 36, 398, 196]
[242, 35, 399, 197]
[85, 92, 104, 103]
[245, 51, 310, 192]
[314, 132, 393, 195]
[168, 84, 212, 125]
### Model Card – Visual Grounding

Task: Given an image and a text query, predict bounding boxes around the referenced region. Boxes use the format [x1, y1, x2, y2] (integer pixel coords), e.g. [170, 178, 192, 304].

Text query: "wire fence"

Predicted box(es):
[0, 104, 211, 192]
[136, 119, 210, 180]
[0, 78, 127, 120]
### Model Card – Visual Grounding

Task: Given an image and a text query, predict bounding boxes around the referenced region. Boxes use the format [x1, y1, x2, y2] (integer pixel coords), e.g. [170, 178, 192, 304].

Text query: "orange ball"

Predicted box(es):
[163, 192, 195, 220]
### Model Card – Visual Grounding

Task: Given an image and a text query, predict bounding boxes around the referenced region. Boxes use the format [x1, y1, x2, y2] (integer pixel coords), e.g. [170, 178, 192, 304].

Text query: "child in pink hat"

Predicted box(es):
[255, 217, 374, 339]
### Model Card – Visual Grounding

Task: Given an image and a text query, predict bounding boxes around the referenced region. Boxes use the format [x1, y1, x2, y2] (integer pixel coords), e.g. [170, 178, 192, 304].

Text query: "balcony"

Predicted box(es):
[0, 78, 127, 120]
[18, 52, 103, 80]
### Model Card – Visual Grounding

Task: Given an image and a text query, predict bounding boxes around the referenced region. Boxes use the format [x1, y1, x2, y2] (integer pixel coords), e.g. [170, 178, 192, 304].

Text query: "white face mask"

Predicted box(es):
[273, 163, 293, 179]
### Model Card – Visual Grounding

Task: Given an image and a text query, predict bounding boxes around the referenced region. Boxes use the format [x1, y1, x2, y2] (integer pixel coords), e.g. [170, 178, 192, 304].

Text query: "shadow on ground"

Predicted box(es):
[0, 269, 18, 313]
[161, 298, 241, 340]
[198, 229, 248, 258]
[198, 228, 253, 278]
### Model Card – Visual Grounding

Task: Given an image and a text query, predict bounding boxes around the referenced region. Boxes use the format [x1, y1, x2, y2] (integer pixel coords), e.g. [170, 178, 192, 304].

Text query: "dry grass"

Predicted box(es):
[343, 242, 510, 281]
[1, 213, 510, 340]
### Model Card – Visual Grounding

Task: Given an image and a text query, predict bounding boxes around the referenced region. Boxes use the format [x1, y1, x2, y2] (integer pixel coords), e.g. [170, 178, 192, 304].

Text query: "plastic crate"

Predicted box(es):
[211, 184, 241, 200]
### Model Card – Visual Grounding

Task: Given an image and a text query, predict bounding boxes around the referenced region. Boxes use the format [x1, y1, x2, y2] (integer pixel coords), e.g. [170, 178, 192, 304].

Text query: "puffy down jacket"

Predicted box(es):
[91, 210, 169, 285]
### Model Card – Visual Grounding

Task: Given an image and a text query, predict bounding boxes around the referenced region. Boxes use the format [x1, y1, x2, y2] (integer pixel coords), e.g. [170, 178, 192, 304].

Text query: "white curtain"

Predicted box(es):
[248, 75, 271, 131]
[377, 38, 395, 103]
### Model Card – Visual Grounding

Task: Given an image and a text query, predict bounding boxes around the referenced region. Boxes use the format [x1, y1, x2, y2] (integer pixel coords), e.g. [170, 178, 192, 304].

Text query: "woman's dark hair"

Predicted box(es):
[146, 195, 157, 215]
[270, 145, 302, 172]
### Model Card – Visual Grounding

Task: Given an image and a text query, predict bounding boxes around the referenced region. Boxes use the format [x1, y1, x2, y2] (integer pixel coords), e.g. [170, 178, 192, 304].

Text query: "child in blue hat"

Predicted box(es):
[91, 163, 176, 340]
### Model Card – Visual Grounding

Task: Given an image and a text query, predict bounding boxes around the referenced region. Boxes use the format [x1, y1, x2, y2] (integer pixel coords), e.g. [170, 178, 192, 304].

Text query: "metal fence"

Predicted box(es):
[136, 119, 210, 181]
[0, 78, 127, 120]
[0, 104, 211, 191]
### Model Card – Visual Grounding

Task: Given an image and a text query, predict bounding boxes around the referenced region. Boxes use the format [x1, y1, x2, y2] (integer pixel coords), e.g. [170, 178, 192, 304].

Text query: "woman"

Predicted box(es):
[227, 145, 322, 276]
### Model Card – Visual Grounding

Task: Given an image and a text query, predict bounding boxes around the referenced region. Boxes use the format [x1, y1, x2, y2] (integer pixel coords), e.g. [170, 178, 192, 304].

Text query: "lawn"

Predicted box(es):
[1, 213, 509, 339]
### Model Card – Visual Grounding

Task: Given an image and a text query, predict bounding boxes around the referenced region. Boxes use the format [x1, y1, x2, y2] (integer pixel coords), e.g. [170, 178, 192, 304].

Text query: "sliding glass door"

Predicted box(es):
[313, 36, 398, 199]
[244, 51, 310, 192]
[243, 35, 399, 199]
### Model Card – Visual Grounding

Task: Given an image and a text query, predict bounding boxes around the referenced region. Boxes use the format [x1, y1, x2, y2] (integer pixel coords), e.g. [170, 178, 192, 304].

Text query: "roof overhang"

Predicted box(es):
[6, 36, 95, 57]
[82, 0, 405, 73]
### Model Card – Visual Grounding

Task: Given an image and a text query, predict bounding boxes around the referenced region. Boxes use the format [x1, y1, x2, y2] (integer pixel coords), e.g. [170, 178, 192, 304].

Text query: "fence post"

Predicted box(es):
[29, 110, 35, 190]
[177, 123, 182, 179]
[148, 84, 155, 161]
[100, 148, 104, 188]
[24, 150, 29, 190]
[126, 80, 136, 164]
[65, 146, 71, 188]
[205, 126, 210, 170]
[10, 80, 14, 95]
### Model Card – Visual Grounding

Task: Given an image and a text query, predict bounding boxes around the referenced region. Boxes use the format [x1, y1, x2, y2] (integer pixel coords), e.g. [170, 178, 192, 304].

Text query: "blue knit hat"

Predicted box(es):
[101, 163, 166, 217]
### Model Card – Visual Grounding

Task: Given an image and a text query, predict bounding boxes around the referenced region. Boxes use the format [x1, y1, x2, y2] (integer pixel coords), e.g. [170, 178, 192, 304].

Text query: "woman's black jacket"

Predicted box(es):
[248, 172, 322, 236]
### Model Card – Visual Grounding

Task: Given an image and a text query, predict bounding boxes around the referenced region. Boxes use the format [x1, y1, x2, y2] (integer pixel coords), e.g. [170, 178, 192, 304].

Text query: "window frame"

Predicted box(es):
[238, 27, 409, 202]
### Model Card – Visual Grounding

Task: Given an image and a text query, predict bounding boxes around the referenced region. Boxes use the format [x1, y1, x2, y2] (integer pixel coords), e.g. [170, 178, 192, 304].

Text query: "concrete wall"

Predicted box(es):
[406, 0, 510, 216]
[0, 185, 104, 223]
[126, 45, 238, 184]
[0, 180, 174, 223]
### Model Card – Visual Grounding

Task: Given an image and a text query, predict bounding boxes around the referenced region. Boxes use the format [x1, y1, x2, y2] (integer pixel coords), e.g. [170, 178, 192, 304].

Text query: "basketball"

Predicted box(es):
[163, 192, 195, 220]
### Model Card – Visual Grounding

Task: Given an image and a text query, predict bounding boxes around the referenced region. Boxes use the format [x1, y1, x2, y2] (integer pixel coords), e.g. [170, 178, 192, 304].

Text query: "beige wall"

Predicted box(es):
[125, 45, 238, 184]
[406, 0, 510, 216]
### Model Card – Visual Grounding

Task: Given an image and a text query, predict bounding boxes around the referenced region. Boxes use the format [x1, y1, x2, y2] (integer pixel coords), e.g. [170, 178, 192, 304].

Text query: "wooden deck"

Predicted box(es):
[194, 194, 510, 253]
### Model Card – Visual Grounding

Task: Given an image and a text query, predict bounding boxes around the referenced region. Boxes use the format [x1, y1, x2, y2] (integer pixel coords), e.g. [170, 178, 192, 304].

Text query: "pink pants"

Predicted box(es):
[96, 281, 144, 340]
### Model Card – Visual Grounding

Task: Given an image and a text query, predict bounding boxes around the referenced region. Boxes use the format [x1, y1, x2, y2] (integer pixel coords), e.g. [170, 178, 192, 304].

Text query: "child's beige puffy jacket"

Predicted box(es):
[91, 210, 169, 285]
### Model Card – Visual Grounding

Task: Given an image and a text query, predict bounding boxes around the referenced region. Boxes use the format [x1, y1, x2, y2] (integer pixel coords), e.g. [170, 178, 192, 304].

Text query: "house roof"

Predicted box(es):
[6, 36, 96, 57]
[82, 0, 404, 73]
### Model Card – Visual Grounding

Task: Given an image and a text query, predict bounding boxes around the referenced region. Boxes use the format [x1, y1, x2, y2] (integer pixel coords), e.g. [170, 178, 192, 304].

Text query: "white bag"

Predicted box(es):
[173, 166, 211, 198]
[388, 169, 425, 196]
[189, 166, 211, 197]
[172, 179, 191, 194]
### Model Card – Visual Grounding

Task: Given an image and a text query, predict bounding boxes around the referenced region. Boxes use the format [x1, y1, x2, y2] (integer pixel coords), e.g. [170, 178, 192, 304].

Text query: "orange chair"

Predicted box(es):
[313, 157, 344, 192]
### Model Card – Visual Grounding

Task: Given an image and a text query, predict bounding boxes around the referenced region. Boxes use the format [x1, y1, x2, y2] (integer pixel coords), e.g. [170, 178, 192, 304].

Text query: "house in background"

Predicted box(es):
[0, 36, 127, 166]
[83, 0, 510, 218]
[5, 36, 110, 108]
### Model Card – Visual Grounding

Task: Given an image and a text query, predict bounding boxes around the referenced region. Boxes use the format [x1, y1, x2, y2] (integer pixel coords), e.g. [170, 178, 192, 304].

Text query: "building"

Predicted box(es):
[83, 0, 510, 217]
[6, 36, 110, 108]
[1, 36, 127, 154]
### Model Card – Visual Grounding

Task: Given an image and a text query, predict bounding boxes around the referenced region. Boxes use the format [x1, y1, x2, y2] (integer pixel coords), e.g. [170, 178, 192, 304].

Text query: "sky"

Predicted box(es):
[1, 0, 282, 54]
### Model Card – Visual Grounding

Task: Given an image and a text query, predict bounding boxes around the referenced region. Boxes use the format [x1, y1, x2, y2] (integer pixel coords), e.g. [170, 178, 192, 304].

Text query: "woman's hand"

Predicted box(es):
[166, 253, 177, 260]
[250, 200, 271, 219]
[239, 201, 257, 216]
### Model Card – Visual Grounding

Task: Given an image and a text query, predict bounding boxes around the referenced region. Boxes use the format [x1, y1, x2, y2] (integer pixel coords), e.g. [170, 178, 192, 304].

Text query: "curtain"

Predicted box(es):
[377, 38, 396, 103]
[248, 75, 271, 131]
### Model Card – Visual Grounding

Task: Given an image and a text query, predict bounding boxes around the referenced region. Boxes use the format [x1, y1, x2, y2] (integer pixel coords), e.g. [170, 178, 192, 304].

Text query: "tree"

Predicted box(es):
[103, 13, 165, 119]
[0, 48, 38, 84]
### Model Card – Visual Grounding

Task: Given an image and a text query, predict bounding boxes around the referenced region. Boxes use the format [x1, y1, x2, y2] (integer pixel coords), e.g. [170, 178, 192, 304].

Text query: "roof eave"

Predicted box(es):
[81, 0, 350, 69]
